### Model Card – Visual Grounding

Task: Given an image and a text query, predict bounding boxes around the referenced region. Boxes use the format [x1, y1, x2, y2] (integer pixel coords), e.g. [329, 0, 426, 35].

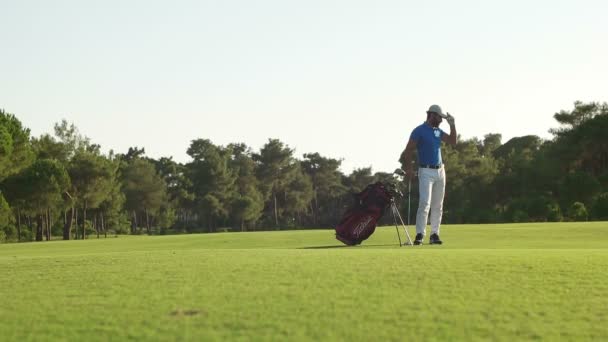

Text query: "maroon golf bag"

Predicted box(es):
[335, 182, 394, 246]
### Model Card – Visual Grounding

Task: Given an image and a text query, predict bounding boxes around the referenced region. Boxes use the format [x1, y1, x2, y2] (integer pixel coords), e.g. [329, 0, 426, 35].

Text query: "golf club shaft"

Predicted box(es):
[393, 205, 413, 245]
[391, 202, 402, 246]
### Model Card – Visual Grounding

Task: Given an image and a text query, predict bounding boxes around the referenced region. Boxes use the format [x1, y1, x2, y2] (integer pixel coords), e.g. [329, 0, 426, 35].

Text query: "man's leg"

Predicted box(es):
[429, 167, 446, 235]
[416, 168, 433, 236]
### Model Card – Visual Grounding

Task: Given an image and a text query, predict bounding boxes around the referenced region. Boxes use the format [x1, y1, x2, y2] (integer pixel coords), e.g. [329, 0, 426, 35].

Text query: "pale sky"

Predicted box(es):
[1, 0, 606, 173]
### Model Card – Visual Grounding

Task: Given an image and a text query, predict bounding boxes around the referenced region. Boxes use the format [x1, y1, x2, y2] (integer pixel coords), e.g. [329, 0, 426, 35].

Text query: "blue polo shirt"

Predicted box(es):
[410, 123, 445, 166]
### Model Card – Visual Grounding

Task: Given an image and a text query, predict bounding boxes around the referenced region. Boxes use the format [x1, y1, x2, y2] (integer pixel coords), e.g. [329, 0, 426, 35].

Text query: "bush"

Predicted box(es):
[0, 193, 13, 231]
[51, 222, 64, 237]
[113, 224, 130, 235]
[105, 213, 131, 235]
[567, 202, 588, 221]
[466, 209, 498, 224]
[507, 196, 561, 222]
[20, 228, 33, 242]
[512, 210, 529, 223]
[156, 207, 177, 231]
[591, 192, 608, 220]
[85, 221, 97, 236]
[546, 202, 563, 222]
[1, 225, 17, 242]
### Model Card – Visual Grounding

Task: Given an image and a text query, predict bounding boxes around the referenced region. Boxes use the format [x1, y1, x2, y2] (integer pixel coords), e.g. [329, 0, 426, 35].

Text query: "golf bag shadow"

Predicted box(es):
[335, 182, 393, 246]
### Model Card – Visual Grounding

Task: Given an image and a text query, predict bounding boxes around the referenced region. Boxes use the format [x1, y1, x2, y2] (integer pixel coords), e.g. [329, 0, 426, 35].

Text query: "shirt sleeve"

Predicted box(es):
[410, 127, 421, 141]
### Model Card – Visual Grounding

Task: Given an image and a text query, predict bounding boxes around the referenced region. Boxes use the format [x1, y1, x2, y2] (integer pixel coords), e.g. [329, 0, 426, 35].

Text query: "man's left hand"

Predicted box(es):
[446, 112, 455, 126]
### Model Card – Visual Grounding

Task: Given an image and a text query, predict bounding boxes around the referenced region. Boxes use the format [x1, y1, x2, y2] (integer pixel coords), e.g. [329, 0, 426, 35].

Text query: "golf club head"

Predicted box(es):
[384, 181, 403, 197]
[393, 168, 406, 177]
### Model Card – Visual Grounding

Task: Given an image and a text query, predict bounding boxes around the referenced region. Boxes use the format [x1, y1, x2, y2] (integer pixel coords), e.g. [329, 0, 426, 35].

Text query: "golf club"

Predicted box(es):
[391, 169, 414, 246]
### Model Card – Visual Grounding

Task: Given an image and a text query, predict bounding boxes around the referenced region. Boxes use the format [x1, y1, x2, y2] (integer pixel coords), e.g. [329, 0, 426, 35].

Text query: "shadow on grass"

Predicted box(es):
[298, 245, 350, 249]
[299, 244, 398, 249]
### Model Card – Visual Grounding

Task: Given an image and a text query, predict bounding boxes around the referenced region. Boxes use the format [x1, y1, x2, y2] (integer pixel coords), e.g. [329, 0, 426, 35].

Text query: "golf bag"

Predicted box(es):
[335, 182, 394, 246]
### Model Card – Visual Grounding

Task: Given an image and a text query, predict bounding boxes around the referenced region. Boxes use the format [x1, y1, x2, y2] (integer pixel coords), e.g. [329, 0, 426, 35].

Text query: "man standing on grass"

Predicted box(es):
[399, 104, 457, 245]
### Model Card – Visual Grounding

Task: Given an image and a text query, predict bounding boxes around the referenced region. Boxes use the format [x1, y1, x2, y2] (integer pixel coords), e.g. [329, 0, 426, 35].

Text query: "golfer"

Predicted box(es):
[399, 104, 456, 245]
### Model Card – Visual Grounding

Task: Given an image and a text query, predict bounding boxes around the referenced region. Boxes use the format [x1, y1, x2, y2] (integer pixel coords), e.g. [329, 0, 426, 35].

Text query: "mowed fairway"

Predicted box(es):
[1, 222, 607, 341]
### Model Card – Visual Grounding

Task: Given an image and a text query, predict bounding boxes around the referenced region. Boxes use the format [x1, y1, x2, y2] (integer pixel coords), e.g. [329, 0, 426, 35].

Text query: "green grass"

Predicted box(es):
[1, 222, 608, 341]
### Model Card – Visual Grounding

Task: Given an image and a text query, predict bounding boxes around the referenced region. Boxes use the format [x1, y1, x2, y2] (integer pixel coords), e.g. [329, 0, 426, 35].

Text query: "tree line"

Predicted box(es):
[1, 101, 607, 243]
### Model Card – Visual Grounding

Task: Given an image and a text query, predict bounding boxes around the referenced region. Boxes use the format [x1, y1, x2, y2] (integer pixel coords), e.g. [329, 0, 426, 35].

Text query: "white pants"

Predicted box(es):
[415, 167, 446, 236]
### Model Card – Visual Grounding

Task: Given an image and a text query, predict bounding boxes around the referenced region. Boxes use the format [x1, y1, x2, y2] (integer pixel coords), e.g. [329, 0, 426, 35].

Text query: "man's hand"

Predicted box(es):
[446, 112, 455, 126]
[400, 138, 417, 180]
[404, 164, 415, 181]
[442, 113, 457, 146]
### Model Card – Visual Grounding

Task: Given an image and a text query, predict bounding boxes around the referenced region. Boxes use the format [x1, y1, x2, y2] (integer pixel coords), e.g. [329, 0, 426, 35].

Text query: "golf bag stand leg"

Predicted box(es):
[391, 199, 402, 246]
[392, 177, 414, 246]
[393, 202, 413, 245]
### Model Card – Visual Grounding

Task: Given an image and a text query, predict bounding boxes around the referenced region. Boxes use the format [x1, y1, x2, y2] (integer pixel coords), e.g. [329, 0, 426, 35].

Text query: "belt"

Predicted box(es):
[419, 164, 442, 169]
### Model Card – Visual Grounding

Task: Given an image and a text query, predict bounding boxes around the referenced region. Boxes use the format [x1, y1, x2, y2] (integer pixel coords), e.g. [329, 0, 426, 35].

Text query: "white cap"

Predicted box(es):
[427, 104, 448, 118]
